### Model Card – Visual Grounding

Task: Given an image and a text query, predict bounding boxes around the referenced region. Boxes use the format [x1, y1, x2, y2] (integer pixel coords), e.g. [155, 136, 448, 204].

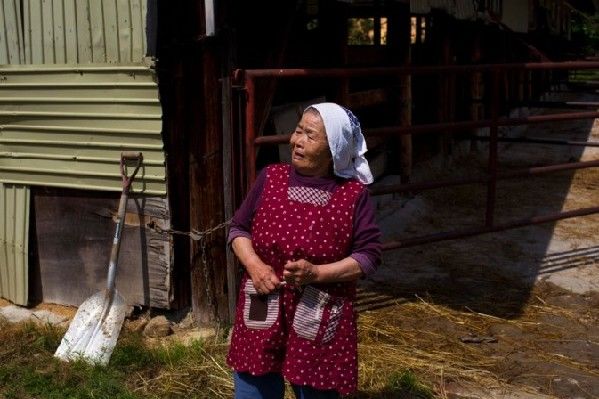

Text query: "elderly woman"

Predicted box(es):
[227, 102, 382, 399]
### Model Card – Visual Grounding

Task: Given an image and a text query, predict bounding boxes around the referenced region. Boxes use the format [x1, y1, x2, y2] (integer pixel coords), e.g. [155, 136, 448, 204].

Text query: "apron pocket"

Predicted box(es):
[292, 285, 332, 341]
[322, 298, 344, 344]
[243, 280, 279, 330]
[248, 294, 268, 321]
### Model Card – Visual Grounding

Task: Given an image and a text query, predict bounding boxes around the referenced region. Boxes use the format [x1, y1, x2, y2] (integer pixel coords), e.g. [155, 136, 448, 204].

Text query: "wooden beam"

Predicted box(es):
[189, 3, 229, 326]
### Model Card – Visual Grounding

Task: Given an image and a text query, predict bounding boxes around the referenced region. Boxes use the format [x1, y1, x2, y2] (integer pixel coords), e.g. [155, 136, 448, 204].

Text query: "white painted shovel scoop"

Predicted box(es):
[54, 152, 143, 365]
[54, 288, 127, 365]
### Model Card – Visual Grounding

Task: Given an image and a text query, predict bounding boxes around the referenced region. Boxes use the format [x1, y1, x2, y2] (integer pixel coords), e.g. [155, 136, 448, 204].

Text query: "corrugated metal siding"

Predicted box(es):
[1, 0, 149, 65]
[22, 0, 148, 65]
[0, 183, 29, 306]
[0, 0, 25, 64]
[0, 64, 166, 195]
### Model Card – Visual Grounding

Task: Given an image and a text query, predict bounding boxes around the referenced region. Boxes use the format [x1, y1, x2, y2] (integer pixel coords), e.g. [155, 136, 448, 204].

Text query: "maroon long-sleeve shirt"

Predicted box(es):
[228, 164, 382, 276]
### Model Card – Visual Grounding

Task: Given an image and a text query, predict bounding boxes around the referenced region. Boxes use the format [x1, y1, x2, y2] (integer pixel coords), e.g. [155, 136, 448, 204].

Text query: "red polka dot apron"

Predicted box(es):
[227, 163, 364, 395]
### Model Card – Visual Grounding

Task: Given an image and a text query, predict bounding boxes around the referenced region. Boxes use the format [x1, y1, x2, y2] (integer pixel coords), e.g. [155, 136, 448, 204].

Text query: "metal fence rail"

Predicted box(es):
[233, 61, 599, 250]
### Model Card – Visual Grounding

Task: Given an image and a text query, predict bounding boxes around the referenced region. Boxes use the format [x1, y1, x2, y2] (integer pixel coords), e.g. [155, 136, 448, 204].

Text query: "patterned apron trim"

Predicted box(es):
[322, 298, 344, 343]
[243, 280, 280, 330]
[292, 285, 344, 342]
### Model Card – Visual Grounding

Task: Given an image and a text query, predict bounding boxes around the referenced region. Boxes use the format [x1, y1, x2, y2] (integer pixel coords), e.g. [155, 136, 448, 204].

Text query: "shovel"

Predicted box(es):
[54, 151, 143, 365]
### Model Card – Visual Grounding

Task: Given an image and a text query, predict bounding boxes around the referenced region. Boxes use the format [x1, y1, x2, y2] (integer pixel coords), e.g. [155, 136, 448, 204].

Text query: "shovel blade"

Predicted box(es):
[54, 290, 127, 365]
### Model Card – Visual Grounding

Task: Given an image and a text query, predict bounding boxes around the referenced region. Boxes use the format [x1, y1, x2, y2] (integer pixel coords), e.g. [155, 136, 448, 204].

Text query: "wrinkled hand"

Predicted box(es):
[283, 259, 317, 286]
[247, 263, 282, 295]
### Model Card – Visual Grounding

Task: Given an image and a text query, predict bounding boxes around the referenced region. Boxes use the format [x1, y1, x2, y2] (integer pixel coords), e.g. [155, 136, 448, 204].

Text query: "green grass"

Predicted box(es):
[385, 370, 435, 399]
[0, 320, 135, 399]
[569, 70, 599, 82]
[0, 320, 233, 399]
[0, 362, 136, 399]
[0, 318, 438, 398]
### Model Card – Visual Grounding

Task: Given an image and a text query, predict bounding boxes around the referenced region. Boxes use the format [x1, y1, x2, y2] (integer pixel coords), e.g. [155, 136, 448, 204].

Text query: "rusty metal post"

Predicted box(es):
[486, 69, 500, 227]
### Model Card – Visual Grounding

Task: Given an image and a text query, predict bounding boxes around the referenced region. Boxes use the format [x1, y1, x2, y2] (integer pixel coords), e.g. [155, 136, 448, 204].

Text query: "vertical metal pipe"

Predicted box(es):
[245, 76, 257, 192]
[486, 69, 500, 227]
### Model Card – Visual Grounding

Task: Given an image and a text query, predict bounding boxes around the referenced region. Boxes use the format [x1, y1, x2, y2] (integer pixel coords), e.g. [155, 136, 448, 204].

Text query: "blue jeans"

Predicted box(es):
[234, 372, 340, 399]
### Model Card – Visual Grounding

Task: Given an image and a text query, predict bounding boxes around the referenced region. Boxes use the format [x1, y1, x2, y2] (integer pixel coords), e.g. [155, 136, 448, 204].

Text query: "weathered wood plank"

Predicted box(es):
[31, 187, 172, 309]
[190, 36, 229, 325]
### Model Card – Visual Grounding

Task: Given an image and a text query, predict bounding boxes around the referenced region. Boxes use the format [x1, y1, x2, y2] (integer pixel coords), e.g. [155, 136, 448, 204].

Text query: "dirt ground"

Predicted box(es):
[360, 87, 599, 398]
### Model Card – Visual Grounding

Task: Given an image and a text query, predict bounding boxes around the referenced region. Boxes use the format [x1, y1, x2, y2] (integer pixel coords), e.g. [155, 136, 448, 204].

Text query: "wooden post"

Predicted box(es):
[155, 1, 191, 309]
[386, 3, 412, 183]
[486, 70, 500, 227]
[168, 61, 191, 310]
[518, 70, 525, 104]
[469, 31, 484, 152]
[321, 1, 349, 104]
[447, 27, 456, 145]
[189, 3, 229, 326]
[222, 76, 238, 324]
[397, 5, 412, 183]
[438, 17, 452, 159]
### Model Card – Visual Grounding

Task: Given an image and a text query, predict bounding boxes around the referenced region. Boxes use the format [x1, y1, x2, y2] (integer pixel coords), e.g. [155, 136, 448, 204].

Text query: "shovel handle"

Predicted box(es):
[106, 151, 142, 294]
[120, 152, 143, 189]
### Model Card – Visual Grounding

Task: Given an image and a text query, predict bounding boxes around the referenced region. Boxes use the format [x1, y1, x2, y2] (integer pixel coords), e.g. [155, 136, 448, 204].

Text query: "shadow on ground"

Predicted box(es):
[365, 89, 598, 319]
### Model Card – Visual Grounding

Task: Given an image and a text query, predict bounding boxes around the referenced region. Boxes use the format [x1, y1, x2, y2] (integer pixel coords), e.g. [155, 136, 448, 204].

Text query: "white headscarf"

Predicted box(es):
[307, 102, 374, 184]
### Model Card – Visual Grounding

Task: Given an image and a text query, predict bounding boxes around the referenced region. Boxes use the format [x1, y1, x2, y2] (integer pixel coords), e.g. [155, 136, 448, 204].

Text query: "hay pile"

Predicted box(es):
[355, 281, 598, 397]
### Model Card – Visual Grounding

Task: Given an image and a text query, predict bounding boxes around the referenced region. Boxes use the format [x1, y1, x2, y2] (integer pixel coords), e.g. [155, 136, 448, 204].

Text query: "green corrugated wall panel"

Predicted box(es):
[0, 64, 166, 195]
[0, 65, 158, 81]
[0, 183, 29, 306]
[0, 1, 164, 307]
[0, 0, 25, 65]
[22, 0, 148, 65]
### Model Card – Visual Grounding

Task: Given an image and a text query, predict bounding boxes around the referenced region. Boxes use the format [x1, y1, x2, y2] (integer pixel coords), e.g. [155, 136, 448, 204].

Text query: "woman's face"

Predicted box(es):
[290, 110, 332, 177]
